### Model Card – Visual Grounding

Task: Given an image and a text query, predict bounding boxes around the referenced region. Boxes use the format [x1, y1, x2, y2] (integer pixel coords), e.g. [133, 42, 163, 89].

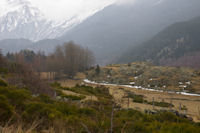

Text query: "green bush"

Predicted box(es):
[78, 108, 95, 115]
[0, 67, 8, 74]
[133, 95, 145, 103]
[0, 87, 31, 109]
[124, 92, 146, 103]
[124, 91, 174, 107]
[39, 94, 54, 104]
[22, 102, 62, 121]
[0, 95, 13, 121]
[55, 102, 77, 116]
[148, 101, 174, 108]
[51, 81, 61, 88]
[55, 89, 86, 100]
[181, 105, 188, 110]
[62, 95, 86, 100]
[58, 85, 111, 99]
[0, 79, 7, 86]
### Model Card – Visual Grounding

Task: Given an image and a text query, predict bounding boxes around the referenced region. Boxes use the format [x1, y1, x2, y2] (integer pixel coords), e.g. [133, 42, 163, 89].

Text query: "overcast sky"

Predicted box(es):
[0, 0, 136, 21]
[29, 0, 113, 20]
[29, 0, 136, 20]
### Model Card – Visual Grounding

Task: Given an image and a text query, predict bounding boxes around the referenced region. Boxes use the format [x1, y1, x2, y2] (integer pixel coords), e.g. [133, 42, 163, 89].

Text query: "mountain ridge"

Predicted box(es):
[118, 16, 200, 69]
[59, 0, 200, 64]
[1, 0, 200, 65]
[0, 0, 99, 41]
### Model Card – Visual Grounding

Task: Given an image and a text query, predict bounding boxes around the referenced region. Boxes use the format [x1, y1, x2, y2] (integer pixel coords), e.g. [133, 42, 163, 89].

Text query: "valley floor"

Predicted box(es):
[57, 73, 200, 122]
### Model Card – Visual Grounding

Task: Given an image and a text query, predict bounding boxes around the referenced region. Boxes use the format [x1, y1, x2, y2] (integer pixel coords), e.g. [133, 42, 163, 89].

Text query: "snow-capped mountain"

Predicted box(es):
[60, 0, 200, 64]
[0, 0, 166, 42]
[0, 0, 92, 41]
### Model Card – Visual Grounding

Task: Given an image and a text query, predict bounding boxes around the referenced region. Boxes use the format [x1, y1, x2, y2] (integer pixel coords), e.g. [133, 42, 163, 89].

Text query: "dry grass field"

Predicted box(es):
[62, 90, 98, 102]
[42, 70, 200, 122]
[84, 62, 200, 121]
[85, 82, 200, 122]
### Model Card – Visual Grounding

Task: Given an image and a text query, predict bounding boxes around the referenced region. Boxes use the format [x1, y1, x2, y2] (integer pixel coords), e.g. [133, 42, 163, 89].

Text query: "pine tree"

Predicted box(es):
[0, 49, 4, 67]
[95, 65, 100, 75]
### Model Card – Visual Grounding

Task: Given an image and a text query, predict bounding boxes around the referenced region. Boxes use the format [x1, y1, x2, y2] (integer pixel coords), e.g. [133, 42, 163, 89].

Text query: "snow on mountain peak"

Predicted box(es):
[0, 0, 113, 41]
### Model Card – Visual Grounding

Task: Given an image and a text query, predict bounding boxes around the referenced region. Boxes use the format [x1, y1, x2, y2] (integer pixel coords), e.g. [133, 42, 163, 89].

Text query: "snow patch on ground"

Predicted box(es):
[83, 79, 200, 97]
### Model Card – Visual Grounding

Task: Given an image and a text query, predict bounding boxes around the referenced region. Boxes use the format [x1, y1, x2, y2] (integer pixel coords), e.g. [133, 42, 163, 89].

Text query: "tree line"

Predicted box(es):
[5, 42, 95, 78]
[0, 48, 55, 97]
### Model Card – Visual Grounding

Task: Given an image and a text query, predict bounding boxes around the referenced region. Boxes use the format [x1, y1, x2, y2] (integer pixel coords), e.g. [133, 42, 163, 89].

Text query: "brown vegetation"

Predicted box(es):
[87, 62, 200, 93]
[6, 42, 95, 78]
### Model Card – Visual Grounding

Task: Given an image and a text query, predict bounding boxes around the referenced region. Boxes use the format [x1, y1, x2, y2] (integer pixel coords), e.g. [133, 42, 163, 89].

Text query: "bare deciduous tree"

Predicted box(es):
[5, 42, 95, 79]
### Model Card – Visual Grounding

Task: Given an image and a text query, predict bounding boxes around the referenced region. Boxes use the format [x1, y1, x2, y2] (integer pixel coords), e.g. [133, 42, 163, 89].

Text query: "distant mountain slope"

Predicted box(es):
[0, 0, 101, 41]
[0, 39, 33, 53]
[60, 0, 200, 64]
[118, 16, 200, 69]
[1, 0, 200, 64]
[0, 0, 69, 41]
[0, 39, 64, 54]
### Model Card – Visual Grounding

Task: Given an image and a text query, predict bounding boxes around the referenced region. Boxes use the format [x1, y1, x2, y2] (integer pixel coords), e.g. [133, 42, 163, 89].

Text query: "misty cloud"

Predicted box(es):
[29, 0, 114, 21]
[0, 0, 138, 21]
[115, 0, 137, 5]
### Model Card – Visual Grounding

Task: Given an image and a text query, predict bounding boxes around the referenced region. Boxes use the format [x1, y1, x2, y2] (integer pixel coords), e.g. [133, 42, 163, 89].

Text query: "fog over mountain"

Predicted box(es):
[60, 0, 200, 64]
[1, 1, 200, 131]
[0, 0, 112, 41]
[118, 16, 200, 69]
[0, 0, 200, 64]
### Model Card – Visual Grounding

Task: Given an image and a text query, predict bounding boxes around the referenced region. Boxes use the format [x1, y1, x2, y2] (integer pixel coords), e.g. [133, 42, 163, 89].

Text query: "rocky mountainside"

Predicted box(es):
[0, 0, 79, 41]
[1, 0, 200, 64]
[118, 16, 200, 69]
[60, 0, 200, 64]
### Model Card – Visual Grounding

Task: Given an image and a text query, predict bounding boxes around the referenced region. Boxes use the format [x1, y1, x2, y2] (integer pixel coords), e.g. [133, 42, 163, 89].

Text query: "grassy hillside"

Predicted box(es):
[118, 17, 200, 69]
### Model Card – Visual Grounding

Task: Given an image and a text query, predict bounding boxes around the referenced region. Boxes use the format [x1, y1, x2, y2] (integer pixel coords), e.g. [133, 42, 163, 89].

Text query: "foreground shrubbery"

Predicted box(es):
[52, 82, 111, 99]
[0, 79, 7, 86]
[1, 81, 200, 132]
[0, 85, 111, 132]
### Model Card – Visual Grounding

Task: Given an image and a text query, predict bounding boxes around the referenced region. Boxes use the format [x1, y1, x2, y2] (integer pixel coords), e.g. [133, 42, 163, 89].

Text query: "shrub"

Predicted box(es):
[0, 79, 7, 86]
[78, 108, 94, 115]
[155, 112, 178, 122]
[22, 102, 62, 121]
[38, 94, 54, 104]
[62, 95, 86, 101]
[55, 102, 77, 116]
[133, 95, 145, 103]
[51, 82, 61, 88]
[181, 105, 187, 111]
[124, 92, 145, 103]
[0, 87, 31, 109]
[95, 65, 100, 75]
[0, 95, 13, 122]
[147, 101, 174, 108]
[0, 68, 8, 74]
